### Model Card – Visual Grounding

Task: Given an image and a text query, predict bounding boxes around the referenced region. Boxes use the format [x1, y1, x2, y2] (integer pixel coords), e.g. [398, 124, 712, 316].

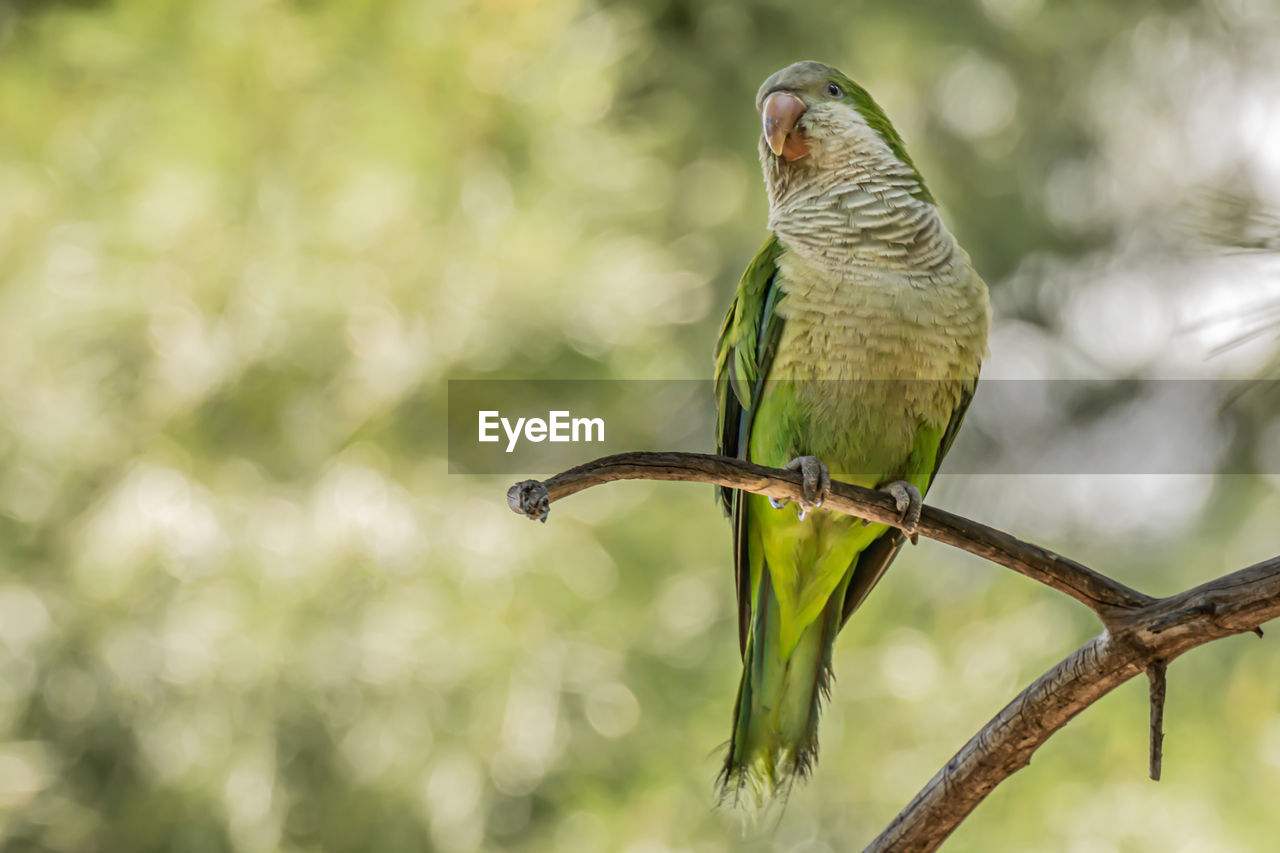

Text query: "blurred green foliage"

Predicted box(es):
[1, 0, 1279, 851]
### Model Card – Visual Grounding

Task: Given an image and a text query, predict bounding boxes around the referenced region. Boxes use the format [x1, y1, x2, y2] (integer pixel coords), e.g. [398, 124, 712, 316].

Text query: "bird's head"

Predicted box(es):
[755, 61, 932, 203]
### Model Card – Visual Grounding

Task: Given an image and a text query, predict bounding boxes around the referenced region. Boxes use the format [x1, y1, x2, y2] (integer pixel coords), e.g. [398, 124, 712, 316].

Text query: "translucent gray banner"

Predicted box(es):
[446, 379, 1279, 476]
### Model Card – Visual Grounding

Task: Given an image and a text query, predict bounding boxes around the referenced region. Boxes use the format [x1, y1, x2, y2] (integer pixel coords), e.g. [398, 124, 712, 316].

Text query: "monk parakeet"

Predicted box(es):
[714, 61, 990, 802]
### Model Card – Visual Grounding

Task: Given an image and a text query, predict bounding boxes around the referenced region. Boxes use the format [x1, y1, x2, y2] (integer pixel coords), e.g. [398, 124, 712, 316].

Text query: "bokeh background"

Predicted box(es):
[2, 0, 1280, 851]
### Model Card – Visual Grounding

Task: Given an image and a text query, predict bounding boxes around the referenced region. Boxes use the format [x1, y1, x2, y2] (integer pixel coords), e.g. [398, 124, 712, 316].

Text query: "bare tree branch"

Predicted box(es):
[864, 556, 1280, 853]
[505, 450, 1280, 853]
[507, 451, 1152, 614]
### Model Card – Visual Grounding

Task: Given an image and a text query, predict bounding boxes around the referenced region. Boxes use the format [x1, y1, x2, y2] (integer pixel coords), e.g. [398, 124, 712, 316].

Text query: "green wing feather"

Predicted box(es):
[714, 234, 784, 654]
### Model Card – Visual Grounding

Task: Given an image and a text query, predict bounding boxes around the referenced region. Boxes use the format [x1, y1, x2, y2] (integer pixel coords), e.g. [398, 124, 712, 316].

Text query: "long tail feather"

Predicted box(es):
[718, 565, 849, 807]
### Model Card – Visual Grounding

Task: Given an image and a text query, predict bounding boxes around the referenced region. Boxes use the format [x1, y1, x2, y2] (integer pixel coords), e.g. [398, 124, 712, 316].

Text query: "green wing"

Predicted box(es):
[838, 377, 978, 627]
[714, 234, 785, 654]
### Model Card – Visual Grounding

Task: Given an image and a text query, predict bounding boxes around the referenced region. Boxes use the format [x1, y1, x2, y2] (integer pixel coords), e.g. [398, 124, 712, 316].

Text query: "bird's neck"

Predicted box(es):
[764, 139, 961, 281]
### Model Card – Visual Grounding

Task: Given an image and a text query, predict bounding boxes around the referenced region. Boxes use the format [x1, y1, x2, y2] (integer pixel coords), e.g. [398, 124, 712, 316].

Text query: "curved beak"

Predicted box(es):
[762, 91, 809, 161]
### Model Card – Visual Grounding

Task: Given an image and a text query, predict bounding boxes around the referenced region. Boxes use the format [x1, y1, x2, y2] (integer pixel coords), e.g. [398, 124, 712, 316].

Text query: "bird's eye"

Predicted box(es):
[825, 82, 842, 98]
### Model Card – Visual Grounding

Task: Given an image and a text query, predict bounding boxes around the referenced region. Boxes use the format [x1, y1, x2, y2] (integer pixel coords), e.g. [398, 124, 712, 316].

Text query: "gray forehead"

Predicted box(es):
[755, 61, 837, 109]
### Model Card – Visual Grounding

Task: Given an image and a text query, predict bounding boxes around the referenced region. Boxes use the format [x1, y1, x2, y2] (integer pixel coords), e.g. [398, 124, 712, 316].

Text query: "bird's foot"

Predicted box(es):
[881, 480, 922, 544]
[769, 456, 830, 521]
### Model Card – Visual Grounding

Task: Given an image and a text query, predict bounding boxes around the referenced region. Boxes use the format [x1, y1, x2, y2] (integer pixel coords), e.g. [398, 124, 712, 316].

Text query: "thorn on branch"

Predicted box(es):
[1147, 661, 1167, 782]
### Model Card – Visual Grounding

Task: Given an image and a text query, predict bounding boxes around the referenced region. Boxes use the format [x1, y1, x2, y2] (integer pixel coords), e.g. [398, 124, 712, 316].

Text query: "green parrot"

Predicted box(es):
[714, 61, 990, 803]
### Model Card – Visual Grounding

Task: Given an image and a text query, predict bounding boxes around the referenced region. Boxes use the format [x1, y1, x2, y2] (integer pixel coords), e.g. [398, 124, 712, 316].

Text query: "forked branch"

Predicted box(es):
[506, 451, 1280, 853]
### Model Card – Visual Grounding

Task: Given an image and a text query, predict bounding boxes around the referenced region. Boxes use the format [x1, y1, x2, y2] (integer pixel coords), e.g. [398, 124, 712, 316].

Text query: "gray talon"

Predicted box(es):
[507, 480, 551, 523]
[882, 480, 922, 543]
[782, 456, 830, 520]
[769, 497, 788, 510]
